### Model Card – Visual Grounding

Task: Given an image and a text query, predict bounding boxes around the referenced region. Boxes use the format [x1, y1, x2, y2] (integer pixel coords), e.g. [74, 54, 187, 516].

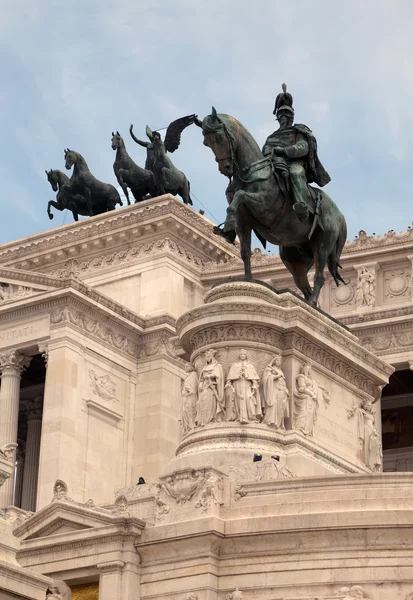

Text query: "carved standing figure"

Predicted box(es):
[293, 363, 328, 436]
[181, 363, 199, 435]
[129, 124, 193, 205]
[356, 266, 375, 307]
[196, 349, 224, 426]
[262, 354, 290, 428]
[111, 131, 158, 203]
[225, 349, 261, 424]
[347, 399, 382, 471]
[63, 149, 122, 217]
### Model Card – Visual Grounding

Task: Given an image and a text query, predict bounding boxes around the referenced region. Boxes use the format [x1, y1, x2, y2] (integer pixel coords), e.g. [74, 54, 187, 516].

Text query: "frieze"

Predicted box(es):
[285, 333, 376, 395]
[50, 238, 205, 279]
[0, 197, 235, 266]
[360, 330, 413, 354]
[51, 307, 138, 358]
[189, 325, 283, 352]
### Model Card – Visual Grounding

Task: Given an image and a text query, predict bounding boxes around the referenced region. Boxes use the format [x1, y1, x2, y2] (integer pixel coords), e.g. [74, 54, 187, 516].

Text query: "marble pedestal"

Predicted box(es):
[172, 281, 393, 477]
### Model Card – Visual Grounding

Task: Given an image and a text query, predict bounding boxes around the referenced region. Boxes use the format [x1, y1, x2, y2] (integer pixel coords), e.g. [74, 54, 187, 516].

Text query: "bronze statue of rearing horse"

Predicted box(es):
[166, 109, 346, 307]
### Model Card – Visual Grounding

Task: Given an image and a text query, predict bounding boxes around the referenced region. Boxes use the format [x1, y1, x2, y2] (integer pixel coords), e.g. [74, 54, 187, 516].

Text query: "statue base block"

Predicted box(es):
[174, 281, 393, 477]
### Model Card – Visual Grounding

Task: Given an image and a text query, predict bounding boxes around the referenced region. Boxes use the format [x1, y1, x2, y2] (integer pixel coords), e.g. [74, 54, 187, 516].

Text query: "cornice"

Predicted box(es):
[48, 238, 206, 279]
[0, 196, 237, 268]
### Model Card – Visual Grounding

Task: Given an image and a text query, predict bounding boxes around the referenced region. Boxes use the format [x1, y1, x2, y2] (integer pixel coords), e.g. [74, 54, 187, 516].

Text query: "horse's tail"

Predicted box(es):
[327, 213, 347, 286]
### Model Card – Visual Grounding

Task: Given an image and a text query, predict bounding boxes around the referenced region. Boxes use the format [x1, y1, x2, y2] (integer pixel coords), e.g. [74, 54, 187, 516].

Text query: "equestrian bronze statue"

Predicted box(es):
[165, 89, 346, 306]
[111, 131, 158, 203]
[129, 123, 193, 205]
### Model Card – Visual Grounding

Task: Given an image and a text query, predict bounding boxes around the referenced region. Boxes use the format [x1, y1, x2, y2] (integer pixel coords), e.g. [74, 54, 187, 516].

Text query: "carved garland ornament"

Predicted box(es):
[50, 238, 205, 279]
[190, 325, 282, 352]
[50, 307, 138, 357]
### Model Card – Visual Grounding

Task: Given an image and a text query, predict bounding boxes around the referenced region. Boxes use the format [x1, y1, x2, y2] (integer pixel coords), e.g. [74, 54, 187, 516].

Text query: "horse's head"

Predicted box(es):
[45, 169, 59, 192]
[202, 107, 235, 177]
[111, 131, 123, 151]
[64, 148, 78, 170]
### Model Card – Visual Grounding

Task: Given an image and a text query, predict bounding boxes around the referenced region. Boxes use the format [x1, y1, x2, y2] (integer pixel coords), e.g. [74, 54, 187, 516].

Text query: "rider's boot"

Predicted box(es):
[293, 201, 309, 222]
[213, 219, 237, 244]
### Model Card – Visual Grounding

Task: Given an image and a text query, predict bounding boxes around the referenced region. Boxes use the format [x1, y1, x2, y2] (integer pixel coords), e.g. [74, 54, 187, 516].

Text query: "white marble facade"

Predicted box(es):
[0, 196, 413, 599]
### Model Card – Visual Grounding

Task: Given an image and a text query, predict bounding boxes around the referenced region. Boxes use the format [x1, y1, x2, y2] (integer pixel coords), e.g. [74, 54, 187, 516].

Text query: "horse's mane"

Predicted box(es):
[217, 114, 262, 155]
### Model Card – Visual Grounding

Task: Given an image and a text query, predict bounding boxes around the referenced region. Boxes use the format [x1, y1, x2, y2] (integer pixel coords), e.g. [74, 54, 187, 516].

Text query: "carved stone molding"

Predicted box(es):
[154, 468, 226, 520]
[50, 238, 205, 279]
[0, 349, 31, 375]
[52, 479, 72, 503]
[189, 324, 282, 353]
[4, 506, 34, 527]
[331, 278, 356, 308]
[137, 331, 179, 360]
[0, 197, 235, 267]
[89, 369, 118, 402]
[0, 282, 37, 304]
[113, 494, 130, 516]
[50, 306, 138, 358]
[384, 267, 411, 301]
[46, 587, 64, 600]
[0, 442, 18, 462]
[96, 560, 125, 573]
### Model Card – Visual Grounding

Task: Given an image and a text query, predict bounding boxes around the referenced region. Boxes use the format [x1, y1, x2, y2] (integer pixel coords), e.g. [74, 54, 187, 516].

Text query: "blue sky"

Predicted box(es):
[1, 0, 413, 247]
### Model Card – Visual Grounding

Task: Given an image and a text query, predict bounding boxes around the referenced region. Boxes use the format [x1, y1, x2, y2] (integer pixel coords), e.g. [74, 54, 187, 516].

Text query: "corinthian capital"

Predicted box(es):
[0, 349, 31, 375]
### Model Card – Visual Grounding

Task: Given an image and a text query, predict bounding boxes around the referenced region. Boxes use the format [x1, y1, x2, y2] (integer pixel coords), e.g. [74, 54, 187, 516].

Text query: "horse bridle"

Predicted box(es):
[204, 123, 239, 179]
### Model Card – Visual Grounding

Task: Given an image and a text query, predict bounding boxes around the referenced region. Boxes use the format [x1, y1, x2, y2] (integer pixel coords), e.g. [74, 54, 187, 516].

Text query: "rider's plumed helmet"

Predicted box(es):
[273, 83, 294, 117]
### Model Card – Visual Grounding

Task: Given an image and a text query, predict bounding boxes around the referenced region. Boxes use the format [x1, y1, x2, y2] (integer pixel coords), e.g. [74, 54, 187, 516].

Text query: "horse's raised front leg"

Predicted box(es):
[47, 200, 61, 220]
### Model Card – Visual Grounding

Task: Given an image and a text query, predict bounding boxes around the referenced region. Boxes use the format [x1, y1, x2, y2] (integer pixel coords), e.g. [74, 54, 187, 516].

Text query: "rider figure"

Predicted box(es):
[262, 84, 331, 221]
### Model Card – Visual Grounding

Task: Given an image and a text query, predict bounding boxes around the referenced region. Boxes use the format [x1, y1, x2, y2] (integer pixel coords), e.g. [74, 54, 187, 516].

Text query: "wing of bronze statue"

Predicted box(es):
[164, 114, 202, 153]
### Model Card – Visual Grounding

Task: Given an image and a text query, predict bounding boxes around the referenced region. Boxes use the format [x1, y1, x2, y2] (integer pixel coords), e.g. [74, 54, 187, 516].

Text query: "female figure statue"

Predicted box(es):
[262, 354, 290, 428]
[196, 349, 224, 426]
[347, 399, 382, 471]
[181, 363, 199, 435]
[292, 363, 323, 436]
[225, 349, 261, 424]
[356, 266, 375, 307]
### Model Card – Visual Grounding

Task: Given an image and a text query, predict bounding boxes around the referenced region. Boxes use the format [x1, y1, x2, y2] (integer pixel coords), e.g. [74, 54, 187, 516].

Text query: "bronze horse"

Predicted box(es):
[111, 131, 158, 203]
[64, 149, 122, 216]
[166, 109, 346, 306]
[45, 169, 107, 222]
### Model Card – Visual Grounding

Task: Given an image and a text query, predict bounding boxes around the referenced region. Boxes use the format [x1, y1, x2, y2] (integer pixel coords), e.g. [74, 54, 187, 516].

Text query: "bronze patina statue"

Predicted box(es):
[165, 102, 346, 307]
[46, 169, 117, 222]
[129, 124, 193, 205]
[262, 84, 330, 221]
[63, 149, 122, 216]
[111, 131, 158, 203]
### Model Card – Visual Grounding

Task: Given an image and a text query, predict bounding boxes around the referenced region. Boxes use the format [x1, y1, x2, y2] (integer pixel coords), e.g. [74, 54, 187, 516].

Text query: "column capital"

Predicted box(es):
[97, 560, 125, 573]
[38, 343, 49, 366]
[0, 349, 31, 375]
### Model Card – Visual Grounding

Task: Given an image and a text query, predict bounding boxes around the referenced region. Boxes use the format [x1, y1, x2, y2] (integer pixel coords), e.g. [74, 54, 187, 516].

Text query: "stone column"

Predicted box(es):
[0, 350, 31, 507]
[21, 398, 43, 511]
